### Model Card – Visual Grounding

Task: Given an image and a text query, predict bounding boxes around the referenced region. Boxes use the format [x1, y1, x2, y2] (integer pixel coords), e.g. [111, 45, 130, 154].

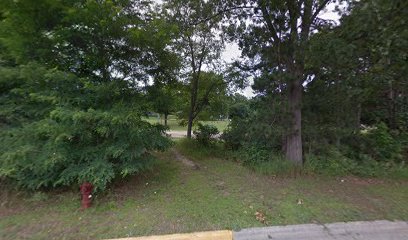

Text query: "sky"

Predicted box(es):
[221, 2, 344, 98]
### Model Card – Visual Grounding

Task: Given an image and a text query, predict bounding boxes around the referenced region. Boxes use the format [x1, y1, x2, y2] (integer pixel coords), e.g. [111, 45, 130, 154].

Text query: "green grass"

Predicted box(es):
[1, 139, 407, 239]
[142, 115, 229, 132]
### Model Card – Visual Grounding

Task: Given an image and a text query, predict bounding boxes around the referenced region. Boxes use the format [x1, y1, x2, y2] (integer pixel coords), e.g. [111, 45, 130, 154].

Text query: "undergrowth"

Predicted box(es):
[180, 138, 408, 179]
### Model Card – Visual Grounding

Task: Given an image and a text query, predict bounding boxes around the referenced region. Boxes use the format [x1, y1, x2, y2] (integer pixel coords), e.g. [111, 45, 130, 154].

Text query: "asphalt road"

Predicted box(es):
[233, 220, 408, 240]
[167, 130, 188, 138]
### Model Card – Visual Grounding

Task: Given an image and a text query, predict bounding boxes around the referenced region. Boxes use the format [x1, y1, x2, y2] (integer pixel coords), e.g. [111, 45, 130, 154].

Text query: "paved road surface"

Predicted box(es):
[233, 220, 408, 240]
[167, 130, 188, 138]
[166, 130, 221, 139]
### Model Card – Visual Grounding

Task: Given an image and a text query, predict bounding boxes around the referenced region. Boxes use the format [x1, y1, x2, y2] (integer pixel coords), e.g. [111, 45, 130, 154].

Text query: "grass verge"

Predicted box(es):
[1, 139, 407, 239]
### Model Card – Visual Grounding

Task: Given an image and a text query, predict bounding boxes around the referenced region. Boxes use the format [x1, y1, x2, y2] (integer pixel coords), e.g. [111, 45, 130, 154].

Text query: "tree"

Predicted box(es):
[164, 0, 225, 138]
[217, 0, 407, 171]
[303, 0, 408, 160]
[175, 71, 229, 125]
[146, 82, 181, 126]
[224, 0, 339, 165]
[0, 0, 174, 190]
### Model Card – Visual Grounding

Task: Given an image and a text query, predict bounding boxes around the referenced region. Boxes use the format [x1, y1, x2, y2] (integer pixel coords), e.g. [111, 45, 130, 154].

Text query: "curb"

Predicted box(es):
[106, 230, 232, 240]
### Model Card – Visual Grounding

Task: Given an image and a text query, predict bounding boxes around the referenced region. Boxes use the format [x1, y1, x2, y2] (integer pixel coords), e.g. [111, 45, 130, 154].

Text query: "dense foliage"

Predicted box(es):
[222, 0, 408, 177]
[1, 0, 407, 193]
[0, 0, 174, 190]
[193, 123, 219, 146]
[0, 65, 173, 191]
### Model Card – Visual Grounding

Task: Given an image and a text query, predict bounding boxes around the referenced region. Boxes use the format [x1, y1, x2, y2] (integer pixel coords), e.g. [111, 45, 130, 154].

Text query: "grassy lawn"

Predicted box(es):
[143, 115, 229, 132]
[1, 140, 408, 240]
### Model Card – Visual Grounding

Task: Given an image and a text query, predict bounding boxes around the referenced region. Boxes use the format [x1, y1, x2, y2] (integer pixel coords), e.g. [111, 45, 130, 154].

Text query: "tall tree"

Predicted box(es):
[176, 71, 228, 122]
[146, 81, 182, 126]
[305, 0, 408, 143]
[164, 0, 224, 138]
[225, 0, 338, 165]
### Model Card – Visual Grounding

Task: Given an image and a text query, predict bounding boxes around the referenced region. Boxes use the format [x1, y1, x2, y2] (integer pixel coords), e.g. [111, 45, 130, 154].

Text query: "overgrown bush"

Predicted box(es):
[337, 122, 405, 167]
[308, 156, 408, 178]
[363, 122, 403, 162]
[221, 124, 245, 150]
[304, 147, 357, 176]
[240, 146, 294, 175]
[304, 146, 408, 178]
[0, 64, 172, 191]
[240, 145, 270, 165]
[222, 97, 285, 151]
[193, 123, 219, 146]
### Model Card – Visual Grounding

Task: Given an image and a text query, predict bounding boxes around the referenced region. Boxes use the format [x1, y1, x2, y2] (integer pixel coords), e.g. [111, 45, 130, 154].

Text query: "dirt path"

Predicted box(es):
[170, 148, 200, 169]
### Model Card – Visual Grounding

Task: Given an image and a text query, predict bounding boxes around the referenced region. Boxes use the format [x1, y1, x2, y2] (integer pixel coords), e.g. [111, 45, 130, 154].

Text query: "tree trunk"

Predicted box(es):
[285, 79, 303, 165]
[187, 105, 194, 138]
[187, 76, 198, 138]
[388, 80, 397, 129]
[356, 103, 361, 130]
[164, 113, 168, 127]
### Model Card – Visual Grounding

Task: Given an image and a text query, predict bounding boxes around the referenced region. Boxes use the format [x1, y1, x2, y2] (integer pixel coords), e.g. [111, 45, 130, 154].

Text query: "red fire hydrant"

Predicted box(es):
[80, 182, 93, 209]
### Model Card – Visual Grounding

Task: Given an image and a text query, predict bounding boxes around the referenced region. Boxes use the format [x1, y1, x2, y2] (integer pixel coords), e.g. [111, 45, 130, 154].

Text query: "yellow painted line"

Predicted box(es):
[105, 230, 232, 240]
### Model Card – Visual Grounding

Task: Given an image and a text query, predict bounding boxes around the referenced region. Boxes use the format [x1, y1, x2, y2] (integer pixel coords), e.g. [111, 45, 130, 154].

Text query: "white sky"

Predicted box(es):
[221, 2, 343, 98]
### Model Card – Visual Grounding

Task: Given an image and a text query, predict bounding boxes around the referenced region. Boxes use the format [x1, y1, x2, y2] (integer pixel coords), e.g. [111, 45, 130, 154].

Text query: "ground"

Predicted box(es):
[1, 140, 407, 240]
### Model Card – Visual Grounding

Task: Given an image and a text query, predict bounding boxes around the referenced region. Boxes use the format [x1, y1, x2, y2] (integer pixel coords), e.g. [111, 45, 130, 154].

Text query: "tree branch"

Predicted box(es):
[259, 0, 281, 44]
[187, 35, 197, 74]
[193, 79, 226, 119]
[311, 0, 331, 23]
[190, 5, 253, 26]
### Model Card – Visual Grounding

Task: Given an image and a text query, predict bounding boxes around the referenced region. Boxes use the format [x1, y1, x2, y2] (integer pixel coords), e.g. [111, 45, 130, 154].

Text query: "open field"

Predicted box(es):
[1, 140, 407, 240]
[142, 116, 229, 132]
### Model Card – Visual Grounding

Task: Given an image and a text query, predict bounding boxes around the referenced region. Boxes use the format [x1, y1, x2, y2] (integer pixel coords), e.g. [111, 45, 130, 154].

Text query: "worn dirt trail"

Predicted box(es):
[170, 148, 200, 170]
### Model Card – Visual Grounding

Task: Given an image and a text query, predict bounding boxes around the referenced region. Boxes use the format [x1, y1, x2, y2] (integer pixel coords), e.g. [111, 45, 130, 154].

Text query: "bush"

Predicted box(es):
[0, 107, 172, 191]
[229, 145, 295, 176]
[304, 147, 408, 178]
[193, 123, 219, 146]
[363, 122, 403, 162]
[340, 123, 404, 165]
[240, 145, 270, 165]
[221, 96, 286, 152]
[0, 64, 172, 191]
[221, 124, 245, 150]
[304, 148, 357, 176]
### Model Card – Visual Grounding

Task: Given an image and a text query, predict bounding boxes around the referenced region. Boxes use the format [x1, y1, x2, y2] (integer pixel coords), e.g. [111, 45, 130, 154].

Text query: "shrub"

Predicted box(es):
[341, 123, 404, 164]
[0, 107, 172, 191]
[193, 123, 219, 146]
[0, 64, 172, 191]
[304, 148, 357, 176]
[221, 124, 245, 150]
[304, 146, 408, 178]
[221, 97, 286, 152]
[229, 145, 295, 175]
[240, 145, 270, 165]
[364, 122, 403, 162]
